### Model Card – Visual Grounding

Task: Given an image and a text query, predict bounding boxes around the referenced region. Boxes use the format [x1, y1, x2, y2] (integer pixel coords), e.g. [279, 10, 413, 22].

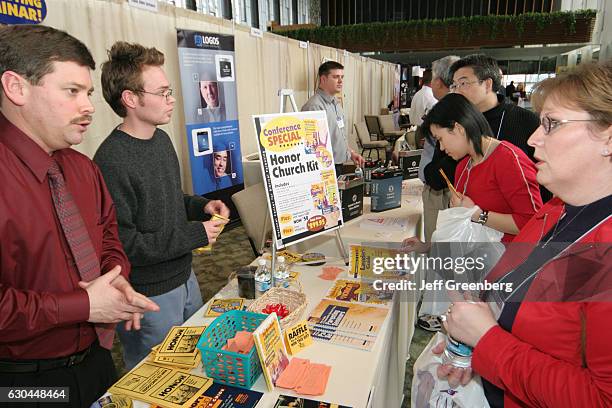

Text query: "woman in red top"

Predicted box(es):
[440, 61, 612, 407]
[423, 93, 542, 242]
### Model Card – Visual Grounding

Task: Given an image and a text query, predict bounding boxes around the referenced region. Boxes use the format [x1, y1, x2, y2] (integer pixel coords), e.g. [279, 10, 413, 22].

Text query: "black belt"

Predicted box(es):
[0, 345, 93, 374]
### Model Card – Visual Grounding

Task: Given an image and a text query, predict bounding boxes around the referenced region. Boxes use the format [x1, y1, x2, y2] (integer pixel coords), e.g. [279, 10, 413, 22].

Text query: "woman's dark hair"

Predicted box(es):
[421, 93, 494, 155]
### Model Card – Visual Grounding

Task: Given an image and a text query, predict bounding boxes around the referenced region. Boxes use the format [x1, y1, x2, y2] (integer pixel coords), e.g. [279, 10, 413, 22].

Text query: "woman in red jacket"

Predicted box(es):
[442, 61, 612, 407]
[422, 93, 542, 243]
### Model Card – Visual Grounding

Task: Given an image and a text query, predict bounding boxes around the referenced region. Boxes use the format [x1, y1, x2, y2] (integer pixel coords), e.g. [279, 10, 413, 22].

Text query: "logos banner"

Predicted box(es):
[177, 29, 243, 195]
[253, 111, 343, 249]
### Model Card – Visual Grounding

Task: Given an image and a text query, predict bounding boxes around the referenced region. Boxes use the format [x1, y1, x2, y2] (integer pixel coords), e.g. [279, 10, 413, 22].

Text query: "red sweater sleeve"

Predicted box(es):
[473, 303, 612, 407]
[495, 144, 542, 229]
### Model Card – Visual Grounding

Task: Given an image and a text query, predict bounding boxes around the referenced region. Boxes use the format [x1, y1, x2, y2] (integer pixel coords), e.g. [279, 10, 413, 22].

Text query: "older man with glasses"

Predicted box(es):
[448, 54, 550, 202]
[448, 54, 539, 162]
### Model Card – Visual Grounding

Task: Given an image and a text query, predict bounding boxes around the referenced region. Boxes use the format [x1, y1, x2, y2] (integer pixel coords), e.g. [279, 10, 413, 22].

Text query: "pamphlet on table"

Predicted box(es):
[274, 394, 352, 408]
[205, 298, 244, 317]
[326, 279, 393, 306]
[156, 326, 206, 358]
[253, 313, 290, 391]
[151, 382, 263, 408]
[149, 344, 202, 370]
[309, 326, 375, 351]
[349, 244, 407, 280]
[307, 299, 388, 338]
[108, 362, 212, 408]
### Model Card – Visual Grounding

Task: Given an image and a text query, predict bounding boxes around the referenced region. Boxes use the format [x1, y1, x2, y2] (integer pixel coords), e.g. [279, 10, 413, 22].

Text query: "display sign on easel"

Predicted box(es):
[252, 110, 344, 249]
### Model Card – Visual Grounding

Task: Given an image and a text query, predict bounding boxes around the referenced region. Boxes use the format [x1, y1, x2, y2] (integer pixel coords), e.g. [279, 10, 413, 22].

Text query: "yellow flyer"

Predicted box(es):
[349, 244, 406, 280]
[149, 344, 202, 369]
[157, 326, 206, 357]
[204, 298, 244, 317]
[326, 279, 393, 306]
[108, 362, 212, 408]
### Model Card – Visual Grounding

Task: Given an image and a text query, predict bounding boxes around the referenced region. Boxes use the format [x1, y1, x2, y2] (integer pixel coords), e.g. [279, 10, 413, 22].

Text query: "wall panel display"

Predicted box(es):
[177, 29, 243, 195]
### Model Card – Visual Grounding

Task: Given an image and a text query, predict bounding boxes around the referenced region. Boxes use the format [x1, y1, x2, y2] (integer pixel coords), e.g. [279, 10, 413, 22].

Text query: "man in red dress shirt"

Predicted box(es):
[0, 25, 159, 407]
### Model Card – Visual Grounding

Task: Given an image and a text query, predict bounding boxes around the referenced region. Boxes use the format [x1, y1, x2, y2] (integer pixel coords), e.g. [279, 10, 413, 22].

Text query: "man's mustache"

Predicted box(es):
[71, 115, 93, 124]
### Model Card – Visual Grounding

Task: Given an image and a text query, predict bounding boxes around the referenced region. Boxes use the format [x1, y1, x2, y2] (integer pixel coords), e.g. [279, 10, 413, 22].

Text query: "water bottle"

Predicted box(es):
[254, 259, 271, 297]
[273, 256, 289, 288]
[442, 335, 473, 368]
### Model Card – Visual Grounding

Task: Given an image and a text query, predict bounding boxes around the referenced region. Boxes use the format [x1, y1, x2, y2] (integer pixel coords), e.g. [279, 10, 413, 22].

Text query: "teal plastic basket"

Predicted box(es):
[197, 310, 267, 388]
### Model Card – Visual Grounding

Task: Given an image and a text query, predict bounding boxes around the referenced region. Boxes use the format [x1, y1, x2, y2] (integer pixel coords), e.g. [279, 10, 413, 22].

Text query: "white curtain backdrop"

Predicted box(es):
[43, 0, 396, 192]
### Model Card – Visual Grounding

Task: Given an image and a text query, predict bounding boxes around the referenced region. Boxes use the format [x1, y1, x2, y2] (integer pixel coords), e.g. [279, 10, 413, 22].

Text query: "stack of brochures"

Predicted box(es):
[108, 362, 213, 408]
[149, 326, 207, 369]
[109, 361, 263, 408]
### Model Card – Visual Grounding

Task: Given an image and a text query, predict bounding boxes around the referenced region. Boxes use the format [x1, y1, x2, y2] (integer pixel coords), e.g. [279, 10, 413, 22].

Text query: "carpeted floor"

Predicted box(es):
[111, 223, 434, 406]
[110, 223, 255, 374]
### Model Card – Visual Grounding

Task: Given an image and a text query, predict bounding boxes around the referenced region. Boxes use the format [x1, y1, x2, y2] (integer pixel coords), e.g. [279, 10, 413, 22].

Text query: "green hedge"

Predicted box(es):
[273, 10, 597, 48]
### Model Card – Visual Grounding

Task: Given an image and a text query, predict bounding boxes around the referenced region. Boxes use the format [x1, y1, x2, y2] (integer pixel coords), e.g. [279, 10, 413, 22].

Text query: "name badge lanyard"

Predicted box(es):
[454, 110, 505, 196]
[486, 212, 611, 318]
[495, 111, 505, 139]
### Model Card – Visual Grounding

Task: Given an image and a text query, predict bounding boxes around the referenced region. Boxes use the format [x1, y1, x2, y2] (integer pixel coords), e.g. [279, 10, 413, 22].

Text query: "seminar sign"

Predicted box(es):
[0, 0, 46, 24]
[253, 111, 343, 249]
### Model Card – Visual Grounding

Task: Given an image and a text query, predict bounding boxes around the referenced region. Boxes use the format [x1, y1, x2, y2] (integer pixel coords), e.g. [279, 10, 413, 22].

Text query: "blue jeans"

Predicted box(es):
[117, 271, 203, 370]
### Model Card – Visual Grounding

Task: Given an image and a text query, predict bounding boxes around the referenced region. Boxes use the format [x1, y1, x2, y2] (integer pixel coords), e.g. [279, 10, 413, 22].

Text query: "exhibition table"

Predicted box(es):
[113, 258, 414, 408]
[104, 180, 424, 408]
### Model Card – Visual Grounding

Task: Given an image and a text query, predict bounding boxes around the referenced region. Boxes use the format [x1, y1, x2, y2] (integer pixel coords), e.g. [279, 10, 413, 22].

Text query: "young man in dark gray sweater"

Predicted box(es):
[94, 42, 229, 369]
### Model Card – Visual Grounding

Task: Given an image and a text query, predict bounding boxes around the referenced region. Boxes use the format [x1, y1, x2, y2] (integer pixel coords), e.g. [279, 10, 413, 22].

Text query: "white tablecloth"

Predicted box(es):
[106, 180, 424, 408]
[188, 259, 415, 408]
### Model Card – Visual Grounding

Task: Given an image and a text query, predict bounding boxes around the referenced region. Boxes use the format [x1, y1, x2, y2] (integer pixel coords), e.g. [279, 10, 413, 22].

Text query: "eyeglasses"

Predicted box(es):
[137, 88, 173, 101]
[540, 114, 598, 135]
[449, 79, 482, 92]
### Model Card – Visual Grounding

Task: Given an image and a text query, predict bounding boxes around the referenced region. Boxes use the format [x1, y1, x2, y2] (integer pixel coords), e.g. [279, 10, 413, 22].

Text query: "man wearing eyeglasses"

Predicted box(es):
[448, 54, 539, 161]
[448, 54, 550, 202]
[94, 42, 229, 369]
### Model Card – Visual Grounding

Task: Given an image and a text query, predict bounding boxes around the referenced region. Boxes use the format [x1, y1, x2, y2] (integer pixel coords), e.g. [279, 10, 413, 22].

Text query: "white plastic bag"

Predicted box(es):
[431, 206, 503, 244]
[420, 207, 505, 316]
[412, 332, 490, 408]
